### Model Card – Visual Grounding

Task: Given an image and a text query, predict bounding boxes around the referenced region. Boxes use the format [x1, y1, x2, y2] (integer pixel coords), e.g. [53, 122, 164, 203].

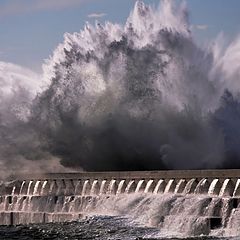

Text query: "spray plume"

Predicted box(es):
[1, 0, 240, 174]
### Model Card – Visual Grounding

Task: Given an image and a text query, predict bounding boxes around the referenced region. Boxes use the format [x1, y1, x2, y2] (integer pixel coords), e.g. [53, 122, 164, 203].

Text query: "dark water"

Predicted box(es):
[0, 216, 234, 240]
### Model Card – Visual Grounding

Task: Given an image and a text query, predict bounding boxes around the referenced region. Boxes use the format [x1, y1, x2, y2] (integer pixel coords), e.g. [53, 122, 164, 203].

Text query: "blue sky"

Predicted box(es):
[0, 0, 240, 72]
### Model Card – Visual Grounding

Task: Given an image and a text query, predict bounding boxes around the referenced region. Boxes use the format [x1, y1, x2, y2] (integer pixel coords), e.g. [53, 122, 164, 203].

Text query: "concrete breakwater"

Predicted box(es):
[1, 169, 240, 236]
[4, 169, 240, 197]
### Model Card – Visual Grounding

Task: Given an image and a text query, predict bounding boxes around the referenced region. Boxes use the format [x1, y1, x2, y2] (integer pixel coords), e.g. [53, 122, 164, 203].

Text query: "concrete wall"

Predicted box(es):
[8, 169, 240, 181]
[1, 170, 240, 226]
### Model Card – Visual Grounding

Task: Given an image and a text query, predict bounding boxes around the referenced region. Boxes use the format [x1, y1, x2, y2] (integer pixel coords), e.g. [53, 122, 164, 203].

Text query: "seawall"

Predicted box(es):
[1, 169, 240, 231]
[7, 169, 240, 180]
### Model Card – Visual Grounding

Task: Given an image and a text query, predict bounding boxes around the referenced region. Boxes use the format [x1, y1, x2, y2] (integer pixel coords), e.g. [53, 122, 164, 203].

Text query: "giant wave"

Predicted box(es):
[1, 1, 240, 174]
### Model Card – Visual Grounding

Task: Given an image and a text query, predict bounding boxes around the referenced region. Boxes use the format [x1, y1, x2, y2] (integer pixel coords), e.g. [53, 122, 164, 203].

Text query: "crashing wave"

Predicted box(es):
[1, 0, 240, 173]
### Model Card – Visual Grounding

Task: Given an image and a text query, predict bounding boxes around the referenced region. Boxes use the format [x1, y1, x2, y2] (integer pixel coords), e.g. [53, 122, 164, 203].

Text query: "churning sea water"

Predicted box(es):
[0, 215, 236, 240]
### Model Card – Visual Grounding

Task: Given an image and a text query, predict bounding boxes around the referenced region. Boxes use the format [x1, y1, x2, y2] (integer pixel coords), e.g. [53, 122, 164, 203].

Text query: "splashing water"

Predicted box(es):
[1, 0, 240, 174]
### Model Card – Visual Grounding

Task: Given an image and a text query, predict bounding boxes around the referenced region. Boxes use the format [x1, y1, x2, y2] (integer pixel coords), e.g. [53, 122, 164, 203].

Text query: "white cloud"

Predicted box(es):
[88, 13, 106, 18]
[195, 25, 209, 30]
[0, 0, 85, 17]
[0, 61, 43, 96]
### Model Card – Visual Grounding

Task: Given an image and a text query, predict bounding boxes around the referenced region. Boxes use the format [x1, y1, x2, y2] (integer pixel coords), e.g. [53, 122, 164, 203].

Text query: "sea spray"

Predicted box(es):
[1, 1, 240, 172]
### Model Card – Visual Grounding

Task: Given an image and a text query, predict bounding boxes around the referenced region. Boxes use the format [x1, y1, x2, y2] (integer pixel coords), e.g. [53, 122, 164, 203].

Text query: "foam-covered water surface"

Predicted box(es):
[0, 215, 235, 240]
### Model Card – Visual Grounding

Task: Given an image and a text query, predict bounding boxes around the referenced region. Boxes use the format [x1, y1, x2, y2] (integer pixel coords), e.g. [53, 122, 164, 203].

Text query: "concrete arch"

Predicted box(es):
[144, 179, 156, 193]
[164, 179, 177, 193]
[99, 180, 108, 194]
[219, 179, 235, 197]
[19, 181, 30, 195]
[208, 179, 222, 196]
[233, 179, 240, 197]
[74, 180, 83, 195]
[183, 179, 198, 194]
[153, 179, 167, 194]
[19, 181, 27, 195]
[125, 180, 137, 193]
[107, 180, 117, 195]
[40, 180, 51, 195]
[32, 180, 42, 195]
[194, 178, 210, 194]
[48, 180, 58, 195]
[81, 180, 91, 195]
[90, 180, 100, 195]
[135, 180, 146, 193]
[64, 179, 75, 195]
[56, 179, 66, 195]
[116, 180, 127, 194]
[174, 179, 186, 194]
[26, 180, 35, 195]
[10, 181, 22, 195]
